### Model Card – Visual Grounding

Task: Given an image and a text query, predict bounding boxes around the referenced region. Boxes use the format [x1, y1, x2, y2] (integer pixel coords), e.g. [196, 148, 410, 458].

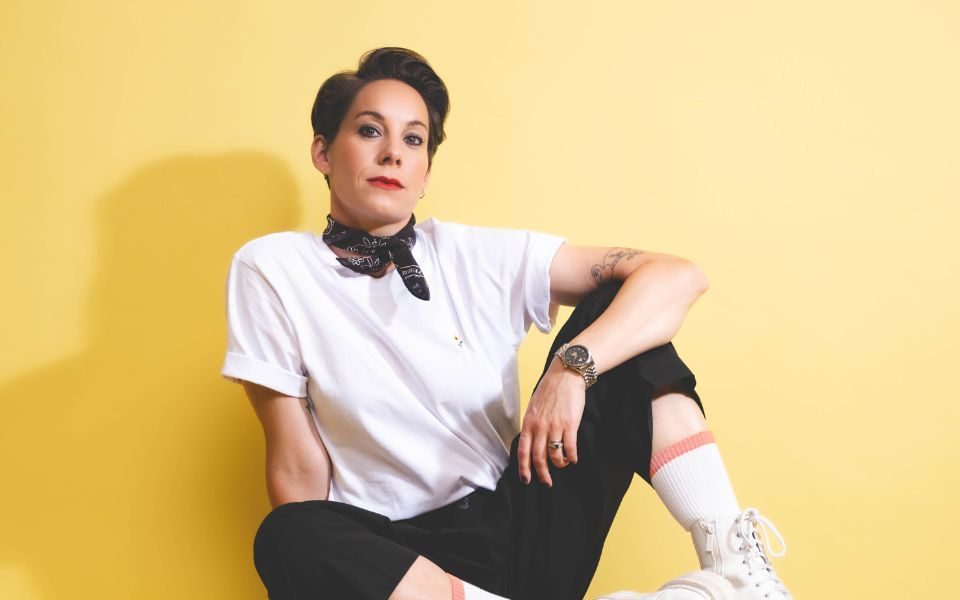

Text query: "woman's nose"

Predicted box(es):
[378, 139, 402, 166]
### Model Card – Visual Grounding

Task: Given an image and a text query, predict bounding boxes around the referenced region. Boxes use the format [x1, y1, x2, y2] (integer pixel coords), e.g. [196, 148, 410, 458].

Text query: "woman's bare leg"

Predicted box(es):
[388, 556, 452, 600]
[651, 389, 708, 455]
[647, 388, 793, 597]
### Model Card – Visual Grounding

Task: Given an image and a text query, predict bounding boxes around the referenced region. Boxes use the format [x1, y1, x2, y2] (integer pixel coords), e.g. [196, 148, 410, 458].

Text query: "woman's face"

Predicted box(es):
[312, 78, 432, 236]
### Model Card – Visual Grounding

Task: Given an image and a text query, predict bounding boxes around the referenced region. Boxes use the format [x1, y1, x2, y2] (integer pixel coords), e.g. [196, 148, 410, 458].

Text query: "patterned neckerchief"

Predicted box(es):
[321, 213, 430, 301]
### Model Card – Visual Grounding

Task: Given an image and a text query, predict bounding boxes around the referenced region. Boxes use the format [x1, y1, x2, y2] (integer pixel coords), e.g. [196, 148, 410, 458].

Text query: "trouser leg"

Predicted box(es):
[253, 492, 515, 600]
[250, 282, 705, 600]
[253, 499, 420, 600]
[501, 281, 704, 600]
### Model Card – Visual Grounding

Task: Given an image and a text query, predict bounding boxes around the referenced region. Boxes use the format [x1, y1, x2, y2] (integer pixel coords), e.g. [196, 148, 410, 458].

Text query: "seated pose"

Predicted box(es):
[221, 47, 793, 600]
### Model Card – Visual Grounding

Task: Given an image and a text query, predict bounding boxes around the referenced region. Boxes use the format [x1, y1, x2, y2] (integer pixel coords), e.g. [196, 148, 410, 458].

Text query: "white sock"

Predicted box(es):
[449, 574, 509, 600]
[650, 430, 740, 530]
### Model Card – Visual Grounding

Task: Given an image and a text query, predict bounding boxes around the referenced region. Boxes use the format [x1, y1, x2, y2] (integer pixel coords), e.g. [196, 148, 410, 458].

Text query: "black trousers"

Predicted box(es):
[253, 281, 703, 600]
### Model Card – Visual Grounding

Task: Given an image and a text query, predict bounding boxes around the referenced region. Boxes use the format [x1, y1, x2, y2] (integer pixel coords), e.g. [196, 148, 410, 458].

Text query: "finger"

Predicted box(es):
[563, 424, 579, 465]
[531, 428, 552, 487]
[547, 428, 568, 469]
[517, 429, 532, 485]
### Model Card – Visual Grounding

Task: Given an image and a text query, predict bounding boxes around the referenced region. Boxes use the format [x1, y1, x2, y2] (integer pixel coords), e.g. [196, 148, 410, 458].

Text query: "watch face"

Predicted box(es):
[563, 345, 590, 367]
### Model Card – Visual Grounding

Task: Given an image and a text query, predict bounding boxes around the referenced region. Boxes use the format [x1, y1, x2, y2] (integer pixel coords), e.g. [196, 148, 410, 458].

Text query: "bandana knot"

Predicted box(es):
[321, 214, 430, 301]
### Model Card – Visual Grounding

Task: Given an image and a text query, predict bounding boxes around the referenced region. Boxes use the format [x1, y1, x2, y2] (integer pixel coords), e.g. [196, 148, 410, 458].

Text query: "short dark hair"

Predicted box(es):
[310, 47, 450, 185]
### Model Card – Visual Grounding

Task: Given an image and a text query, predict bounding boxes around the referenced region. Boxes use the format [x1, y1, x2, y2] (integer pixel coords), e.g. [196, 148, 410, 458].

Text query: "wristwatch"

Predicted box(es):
[554, 343, 598, 389]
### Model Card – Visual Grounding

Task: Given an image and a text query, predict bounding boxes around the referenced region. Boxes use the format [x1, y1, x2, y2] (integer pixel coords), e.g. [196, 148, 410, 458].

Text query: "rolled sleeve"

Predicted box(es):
[222, 352, 307, 398]
[220, 257, 308, 398]
[522, 233, 567, 334]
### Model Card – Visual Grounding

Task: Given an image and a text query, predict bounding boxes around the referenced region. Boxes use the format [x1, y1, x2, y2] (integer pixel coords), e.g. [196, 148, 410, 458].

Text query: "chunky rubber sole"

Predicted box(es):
[594, 570, 737, 600]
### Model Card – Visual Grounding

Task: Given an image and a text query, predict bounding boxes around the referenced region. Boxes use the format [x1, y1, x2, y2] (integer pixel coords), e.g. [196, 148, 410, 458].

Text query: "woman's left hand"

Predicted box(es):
[517, 356, 586, 487]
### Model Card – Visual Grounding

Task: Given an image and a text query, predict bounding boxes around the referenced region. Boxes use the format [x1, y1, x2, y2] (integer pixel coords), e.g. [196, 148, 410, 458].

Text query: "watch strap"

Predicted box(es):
[555, 343, 598, 389]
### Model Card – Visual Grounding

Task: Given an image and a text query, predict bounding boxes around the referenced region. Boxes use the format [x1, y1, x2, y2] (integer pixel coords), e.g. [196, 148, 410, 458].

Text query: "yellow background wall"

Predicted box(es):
[2, 1, 957, 598]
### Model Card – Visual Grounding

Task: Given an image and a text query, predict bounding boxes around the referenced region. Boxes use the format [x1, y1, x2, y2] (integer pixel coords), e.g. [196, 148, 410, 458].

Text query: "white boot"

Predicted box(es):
[690, 508, 793, 599]
[594, 570, 737, 600]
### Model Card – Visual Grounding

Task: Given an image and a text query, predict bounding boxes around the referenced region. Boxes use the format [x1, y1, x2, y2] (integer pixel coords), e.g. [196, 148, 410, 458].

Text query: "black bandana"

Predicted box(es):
[321, 214, 430, 301]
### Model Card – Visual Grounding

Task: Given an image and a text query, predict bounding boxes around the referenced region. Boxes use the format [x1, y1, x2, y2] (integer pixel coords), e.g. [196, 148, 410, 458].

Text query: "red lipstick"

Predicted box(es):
[367, 176, 403, 189]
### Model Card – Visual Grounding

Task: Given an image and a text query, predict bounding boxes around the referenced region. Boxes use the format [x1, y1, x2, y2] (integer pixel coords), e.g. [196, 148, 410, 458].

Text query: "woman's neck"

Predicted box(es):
[328, 206, 411, 238]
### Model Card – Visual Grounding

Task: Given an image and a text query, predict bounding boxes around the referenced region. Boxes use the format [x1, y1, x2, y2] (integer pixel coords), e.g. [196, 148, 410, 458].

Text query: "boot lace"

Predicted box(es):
[735, 508, 792, 599]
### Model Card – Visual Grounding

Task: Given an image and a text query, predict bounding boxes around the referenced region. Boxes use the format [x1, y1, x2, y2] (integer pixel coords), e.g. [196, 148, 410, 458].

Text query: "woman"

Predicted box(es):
[221, 47, 793, 600]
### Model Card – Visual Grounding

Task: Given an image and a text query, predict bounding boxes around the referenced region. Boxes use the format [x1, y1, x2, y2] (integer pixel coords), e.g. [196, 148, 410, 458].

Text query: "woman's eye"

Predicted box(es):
[359, 124, 421, 146]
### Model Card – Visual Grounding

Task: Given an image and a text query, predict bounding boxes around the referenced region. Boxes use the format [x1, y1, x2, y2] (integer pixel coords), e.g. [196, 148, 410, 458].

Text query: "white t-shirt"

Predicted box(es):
[221, 217, 566, 520]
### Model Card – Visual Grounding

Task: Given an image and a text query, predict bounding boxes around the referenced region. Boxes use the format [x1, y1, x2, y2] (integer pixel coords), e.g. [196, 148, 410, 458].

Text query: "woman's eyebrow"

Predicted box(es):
[353, 110, 427, 130]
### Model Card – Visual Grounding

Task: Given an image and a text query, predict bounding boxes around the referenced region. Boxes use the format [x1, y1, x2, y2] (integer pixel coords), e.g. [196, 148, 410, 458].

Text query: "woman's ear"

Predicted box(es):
[311, 135, 330, 174]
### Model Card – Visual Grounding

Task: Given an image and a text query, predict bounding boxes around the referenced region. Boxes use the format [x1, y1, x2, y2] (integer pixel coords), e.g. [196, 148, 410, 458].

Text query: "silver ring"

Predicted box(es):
[546, 440, 564, 450]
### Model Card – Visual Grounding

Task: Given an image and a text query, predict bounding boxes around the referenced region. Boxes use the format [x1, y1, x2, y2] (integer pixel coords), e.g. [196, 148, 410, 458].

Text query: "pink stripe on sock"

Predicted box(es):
[449, 574, 465, 600]
[649, 430, 716, 479]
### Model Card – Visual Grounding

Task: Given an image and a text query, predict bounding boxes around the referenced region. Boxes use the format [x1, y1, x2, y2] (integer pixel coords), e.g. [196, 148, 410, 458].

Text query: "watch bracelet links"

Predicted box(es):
[581, 364, 598, 388]
[555, 343, 599, 389]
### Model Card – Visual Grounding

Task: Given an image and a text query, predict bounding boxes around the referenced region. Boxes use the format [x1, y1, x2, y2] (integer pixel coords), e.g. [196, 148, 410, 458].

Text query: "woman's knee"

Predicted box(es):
[571, 281, 623, 324]
[254, 500, 335, 563]
[254, 503, 298, 562]
[549, 282, 624, 351]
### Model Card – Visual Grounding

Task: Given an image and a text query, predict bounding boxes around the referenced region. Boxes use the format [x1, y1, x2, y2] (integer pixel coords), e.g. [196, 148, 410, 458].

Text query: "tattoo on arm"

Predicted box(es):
[590, 248, 645, 285]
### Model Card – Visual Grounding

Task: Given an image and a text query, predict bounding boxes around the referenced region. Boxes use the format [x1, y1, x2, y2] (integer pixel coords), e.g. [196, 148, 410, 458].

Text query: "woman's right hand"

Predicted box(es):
[516, 357, 585, 488]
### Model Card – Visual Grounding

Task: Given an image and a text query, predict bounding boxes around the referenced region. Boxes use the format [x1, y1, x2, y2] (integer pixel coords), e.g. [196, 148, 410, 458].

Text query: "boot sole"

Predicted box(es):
[595, 570, 736, 600]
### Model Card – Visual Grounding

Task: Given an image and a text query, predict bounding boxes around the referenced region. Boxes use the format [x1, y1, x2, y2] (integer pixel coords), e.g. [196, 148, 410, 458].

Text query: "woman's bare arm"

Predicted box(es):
[548, 243, 709, 373]
[242, 381, 332, 508]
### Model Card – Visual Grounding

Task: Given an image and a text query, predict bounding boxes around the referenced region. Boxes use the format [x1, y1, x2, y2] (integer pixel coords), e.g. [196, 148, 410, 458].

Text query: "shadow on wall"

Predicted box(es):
[0, 152, 303, 600]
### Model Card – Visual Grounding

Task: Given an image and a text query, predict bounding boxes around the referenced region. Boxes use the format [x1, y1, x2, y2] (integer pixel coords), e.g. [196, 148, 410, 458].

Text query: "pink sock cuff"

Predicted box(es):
[649, 430, 716, 479]
[449, 574, 465, 600]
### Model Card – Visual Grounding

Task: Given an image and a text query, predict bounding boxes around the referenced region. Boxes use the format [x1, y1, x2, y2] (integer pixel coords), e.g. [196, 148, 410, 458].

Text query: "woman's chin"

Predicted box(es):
[360, 201, 417, 227]
[332, 196, 415, 229]
[348, 209, 416, 235]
